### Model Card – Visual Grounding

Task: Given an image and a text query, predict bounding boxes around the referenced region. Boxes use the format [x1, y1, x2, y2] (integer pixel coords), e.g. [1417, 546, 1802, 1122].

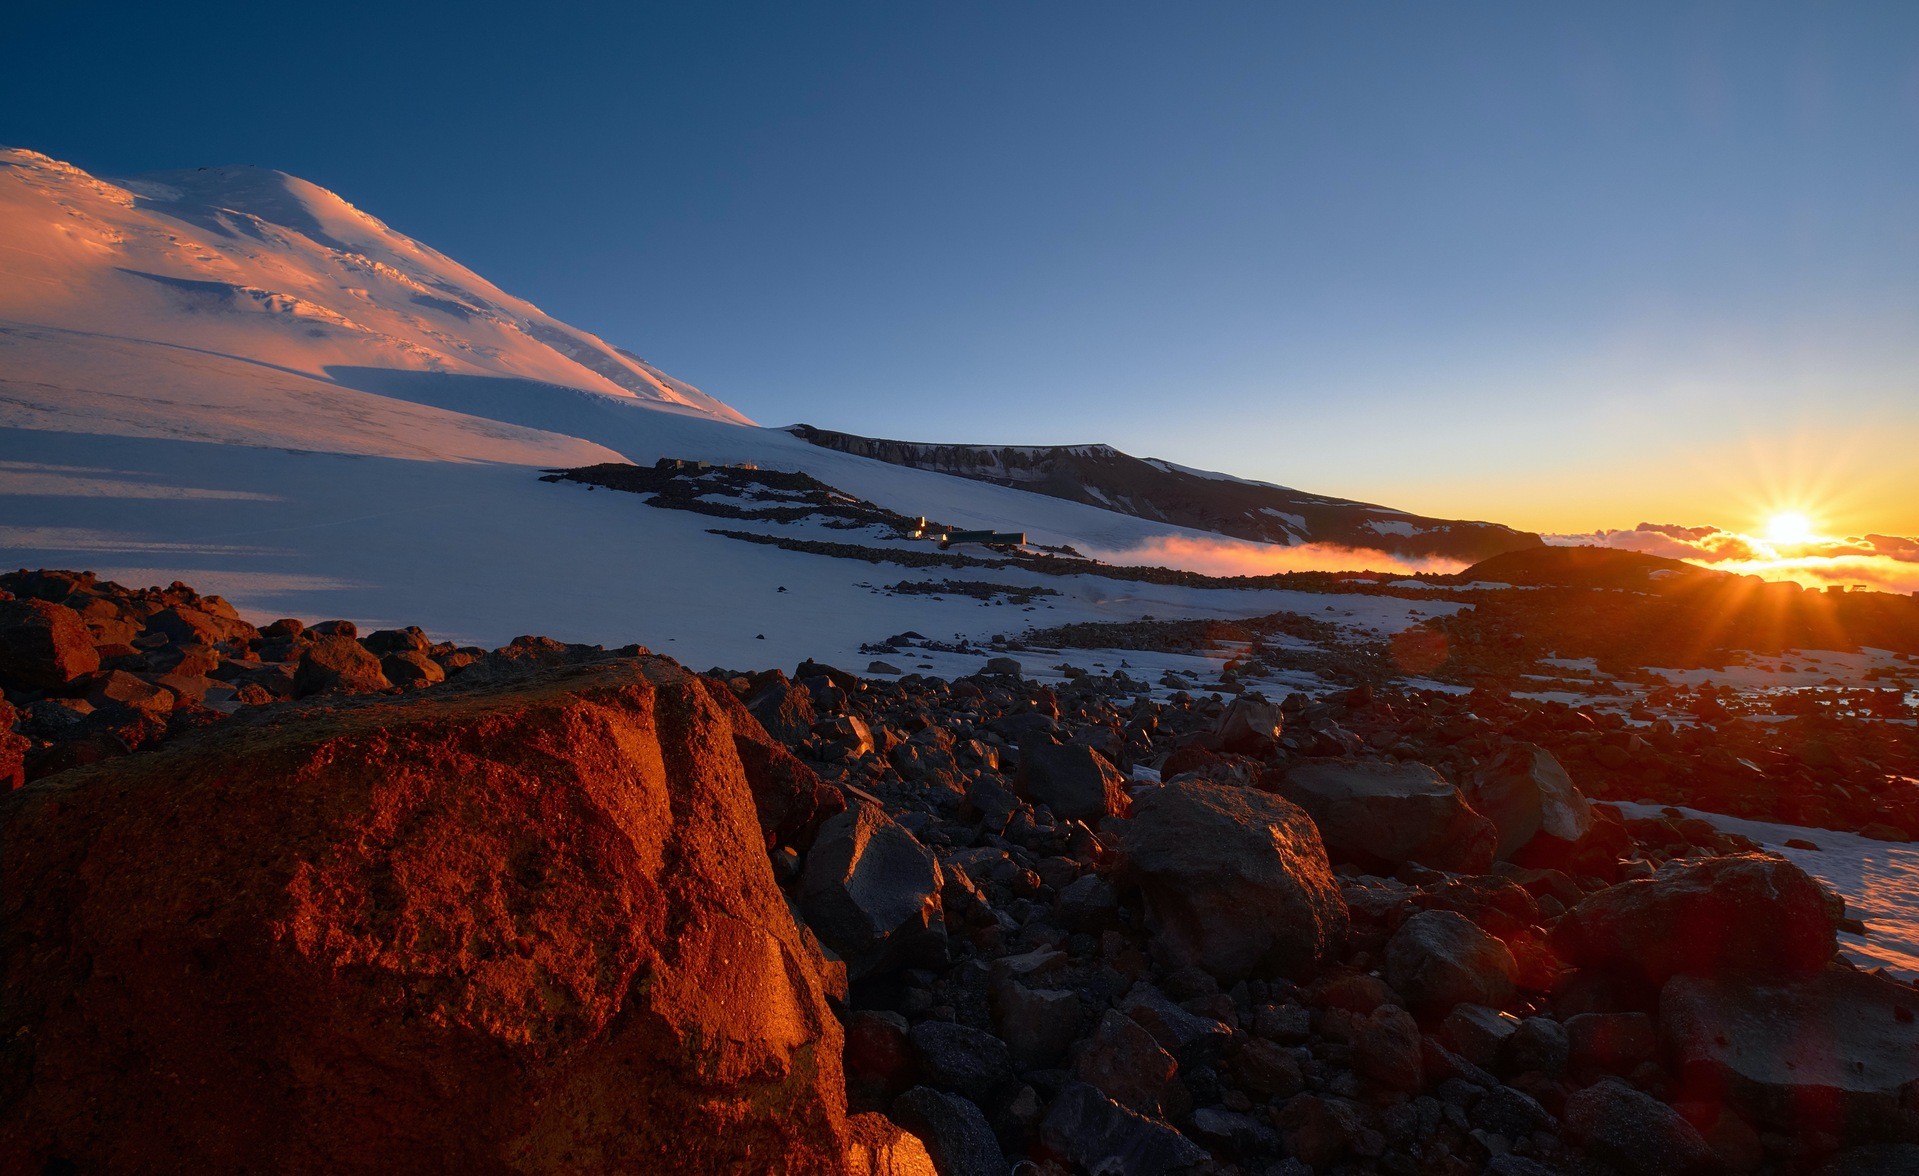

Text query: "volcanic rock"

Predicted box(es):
[1120, 982, 1235, 1067]
[700, 679, 847, 853]
[907, 1021, 1013, 1106]
[747, 673, 819, 744]
[0, 701, 25, 790]
[0, 598, 99, 690]
[1035, 1082, 1207, 1175]
[801, 803, 946, 980]
[1074, 1009, 1179, 1115]
[1384, 910, 1518, 1017]
[1348, 1004, 1424, 1091]
[1215, 695, 1282, 755]
[1466, 743, 1594, 859]
[0, 656, 884, 1172]
[1015, 737, 1127, 823]
[891, 1087, 1004, 1176]
[291, 633, 391, 697]
[1553, 853, 1838, 986]
[1108, 779, 1347, 981]
[1661, 967, 1919, 1140]
[1277, 758, 1498, 873]
[991, 981, 1079, 1071]
[1562, 1079, 1716, 1176]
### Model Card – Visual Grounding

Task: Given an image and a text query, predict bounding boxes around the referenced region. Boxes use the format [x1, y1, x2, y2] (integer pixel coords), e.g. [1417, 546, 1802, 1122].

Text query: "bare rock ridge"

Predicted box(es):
[786, 423, 1544, 563]
[4, 568, 1918, 1173]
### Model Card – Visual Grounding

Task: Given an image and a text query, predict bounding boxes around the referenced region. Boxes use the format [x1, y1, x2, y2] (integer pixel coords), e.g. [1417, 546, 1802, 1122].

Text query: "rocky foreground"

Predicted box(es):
[3, 571, 1918, 1175]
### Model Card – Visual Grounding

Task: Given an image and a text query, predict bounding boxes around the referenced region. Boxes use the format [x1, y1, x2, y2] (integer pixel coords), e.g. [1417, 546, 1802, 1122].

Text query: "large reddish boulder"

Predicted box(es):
[0, 655, 925, 1174]
[291, 633, 391, 697]
[0, 599, 99, 691]
[1553, 853, 1838, 986]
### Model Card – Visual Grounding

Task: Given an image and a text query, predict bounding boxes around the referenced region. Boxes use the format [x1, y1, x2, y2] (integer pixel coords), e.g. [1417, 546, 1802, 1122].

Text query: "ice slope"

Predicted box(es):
[1, 428, 1466, 673]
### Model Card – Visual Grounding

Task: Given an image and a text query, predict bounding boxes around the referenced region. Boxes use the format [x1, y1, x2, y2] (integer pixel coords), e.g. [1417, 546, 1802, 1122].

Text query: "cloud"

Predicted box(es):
[1088, 534, 1468, 578]
[1545, 523, 1919, 595]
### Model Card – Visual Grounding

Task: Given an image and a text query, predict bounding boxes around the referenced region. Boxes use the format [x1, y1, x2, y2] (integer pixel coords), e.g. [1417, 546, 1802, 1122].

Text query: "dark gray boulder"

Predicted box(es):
[1562, 1078, 1716, 1176]
[1036, 1082, 1206, 1175]
[1016, 738, 1127, 823]
[1278, 758, 1497, 873]
[908, 1021, 1013, 1106]
[891, 1087, 1005, 1176]
[800, 803, 945, 979]
[1384, 909, 1517, 1017]
[1108, 779, 1347, 982]
[1465, 742, 1593, 860]
[1554, 852, 1838, 986]
[1661, 967, 1919, 1138]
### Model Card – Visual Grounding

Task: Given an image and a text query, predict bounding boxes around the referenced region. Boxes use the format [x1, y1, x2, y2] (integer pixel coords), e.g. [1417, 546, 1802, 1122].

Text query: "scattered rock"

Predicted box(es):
[1554, 852, 1838, 985]
[1562, 1078, 1716, 1176]
[802, 803, 947, 980]
[891, 1087, 1004, 1176]
[908, 1021, 1013, 1106]
[1467, 742, 1595, 860]
[0, 598, 100, 689]
[1035, 1082, 1207, 1175]
[1384, 909, 1518, 1017]
[291, 633, 390, 697]
[1074, 1009, 1179, 1115]
[1277, 757, 1498, 873]
[1015, 737, 1127, 822]
[1110, 779, 1348, 982]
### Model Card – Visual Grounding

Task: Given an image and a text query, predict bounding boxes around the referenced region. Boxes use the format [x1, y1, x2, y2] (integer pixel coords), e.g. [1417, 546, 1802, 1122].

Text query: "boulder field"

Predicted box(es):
[3, 569, 1918, 1174]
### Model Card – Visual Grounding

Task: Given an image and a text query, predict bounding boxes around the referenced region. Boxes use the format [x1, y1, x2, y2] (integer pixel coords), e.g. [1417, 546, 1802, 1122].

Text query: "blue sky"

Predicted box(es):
[5, 2, 1916, 532]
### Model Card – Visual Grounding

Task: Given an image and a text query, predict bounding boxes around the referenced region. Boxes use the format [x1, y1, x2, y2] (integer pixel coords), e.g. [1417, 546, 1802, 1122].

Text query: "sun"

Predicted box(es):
[1764, 511, 1816, 546]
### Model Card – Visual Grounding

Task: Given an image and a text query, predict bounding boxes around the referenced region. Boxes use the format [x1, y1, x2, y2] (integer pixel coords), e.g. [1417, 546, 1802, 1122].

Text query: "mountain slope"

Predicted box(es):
[0, 148, 1490, 666]
[787, 425, 1542, 562]
[0, 145, 750, 456]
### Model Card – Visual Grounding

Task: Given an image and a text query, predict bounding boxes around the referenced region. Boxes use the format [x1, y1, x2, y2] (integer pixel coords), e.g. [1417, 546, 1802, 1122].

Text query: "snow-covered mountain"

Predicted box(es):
[0, 146, 745, 463]
[0, 148, 1478, 666]
[787, 426, 1541, 563]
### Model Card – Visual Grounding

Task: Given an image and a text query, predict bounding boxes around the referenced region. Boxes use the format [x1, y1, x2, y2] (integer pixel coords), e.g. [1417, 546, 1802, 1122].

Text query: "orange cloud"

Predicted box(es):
[1089, 535, 1468, 578]
[1547, 524, 1919, 595]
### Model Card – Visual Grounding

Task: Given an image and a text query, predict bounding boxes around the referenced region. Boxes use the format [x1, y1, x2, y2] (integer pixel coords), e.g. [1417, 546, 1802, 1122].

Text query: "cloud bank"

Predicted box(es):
[1545, 523, 1919, 595]
[1088, 535, 1467, 578]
